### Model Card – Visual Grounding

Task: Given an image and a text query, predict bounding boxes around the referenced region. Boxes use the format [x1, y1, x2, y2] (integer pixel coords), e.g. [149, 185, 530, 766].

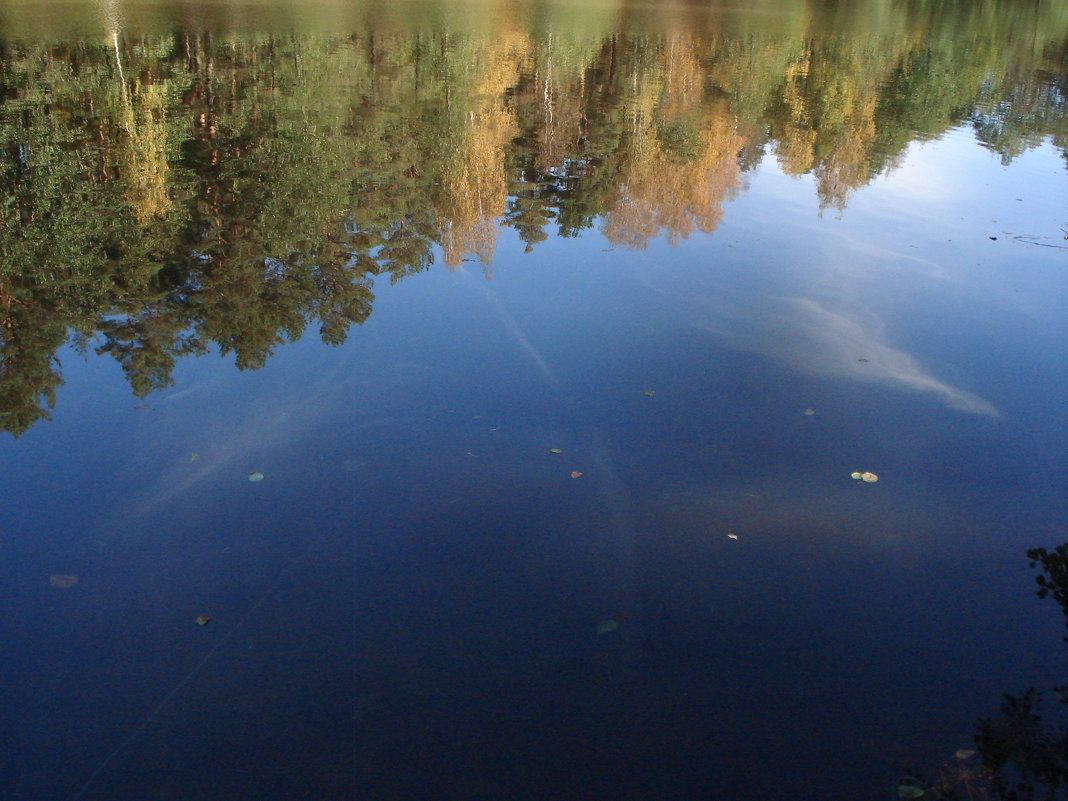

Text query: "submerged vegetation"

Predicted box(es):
[1, 0, 1067, 435]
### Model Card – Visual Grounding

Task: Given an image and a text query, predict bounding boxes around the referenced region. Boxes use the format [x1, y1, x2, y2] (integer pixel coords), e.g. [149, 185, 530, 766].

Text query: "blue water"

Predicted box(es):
[1, 68, 1066, 801]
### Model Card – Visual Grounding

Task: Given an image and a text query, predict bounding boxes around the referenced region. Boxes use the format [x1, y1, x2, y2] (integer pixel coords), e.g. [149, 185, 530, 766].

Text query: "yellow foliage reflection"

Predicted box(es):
[439, 32, 528, 269]
[3, 0, 1068, 434]
[602, 39, 743, 248]
[121, 81, 172, 223]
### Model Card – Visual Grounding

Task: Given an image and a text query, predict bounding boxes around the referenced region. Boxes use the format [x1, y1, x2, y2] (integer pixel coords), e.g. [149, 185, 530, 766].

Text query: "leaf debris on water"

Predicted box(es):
[955, 749, 976, 760]
[248, 471, 265, 482]
[49, 574, 78, 589]
[570, 471, 583, 479]
[897, 785, 925, 799]
[596, 619, 619, 636]
[803, 408, 815, 416]
[190, 452, 200, 461]
[851, 471, 878, 482]
[644, 390, 655, 396]
[727, 532, 739, 540]
[550, 448, 563, 454]
[195, 615, 211, 626]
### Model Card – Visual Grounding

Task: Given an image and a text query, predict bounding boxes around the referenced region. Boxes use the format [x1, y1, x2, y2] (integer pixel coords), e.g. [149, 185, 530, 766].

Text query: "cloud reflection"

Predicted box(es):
[712, 295, 999, 416]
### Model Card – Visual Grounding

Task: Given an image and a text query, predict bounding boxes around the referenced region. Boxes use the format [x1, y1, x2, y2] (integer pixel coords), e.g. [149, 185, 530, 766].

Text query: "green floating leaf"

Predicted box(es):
[190, 452, 200, 462]
[248, 471, 265, 482]
[955, 749, 976, 760]
[897, 785, 925, 799]
[550, 448, 563, 454]
[596, 619, 619, 636]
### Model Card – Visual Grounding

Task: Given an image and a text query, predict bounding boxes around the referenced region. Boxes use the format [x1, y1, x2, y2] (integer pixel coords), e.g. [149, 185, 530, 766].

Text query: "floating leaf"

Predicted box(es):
[851, 472, 863, 480]
[570, 471, 583, 479]
[727, 533, 739, 540]
[644, 390, 655, 396]
[955, 749, 976, 760]
[596, 619, 619, 636]
[190, 453, 200, 462]
[804, 408, 815, 416]
[897, 785, 925, 799]
[248, 471, 265, 482]
[549, 449, 562, 454]
[861, 472, 878, 483]
[49, 574, 78, 589]
[195, 615, 211, 626]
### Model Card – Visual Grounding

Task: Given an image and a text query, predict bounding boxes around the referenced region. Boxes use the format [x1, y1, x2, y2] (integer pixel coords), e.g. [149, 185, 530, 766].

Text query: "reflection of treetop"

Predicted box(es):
[1, 0, 1067, 434]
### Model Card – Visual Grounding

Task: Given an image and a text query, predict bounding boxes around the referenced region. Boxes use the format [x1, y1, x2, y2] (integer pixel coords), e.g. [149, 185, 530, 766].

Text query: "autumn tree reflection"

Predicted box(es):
[2, 0, 1068, 433]
[439, 32, 528, 269]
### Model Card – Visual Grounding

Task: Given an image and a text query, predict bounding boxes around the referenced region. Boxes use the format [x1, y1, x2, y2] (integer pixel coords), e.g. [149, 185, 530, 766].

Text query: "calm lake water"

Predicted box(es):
[2, 2, 1067, 800]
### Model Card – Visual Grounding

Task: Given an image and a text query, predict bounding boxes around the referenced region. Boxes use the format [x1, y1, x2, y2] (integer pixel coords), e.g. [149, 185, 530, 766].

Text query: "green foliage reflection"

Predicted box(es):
[1, 0, 1067, 434]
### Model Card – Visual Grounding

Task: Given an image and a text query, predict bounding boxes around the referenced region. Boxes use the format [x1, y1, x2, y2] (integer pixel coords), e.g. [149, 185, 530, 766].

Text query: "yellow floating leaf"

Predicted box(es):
[570, 471, 583, 479]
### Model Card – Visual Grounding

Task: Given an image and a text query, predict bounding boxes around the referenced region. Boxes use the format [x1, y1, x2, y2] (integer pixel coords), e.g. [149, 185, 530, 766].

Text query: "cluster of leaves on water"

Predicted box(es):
[1, 0, 1068, 435]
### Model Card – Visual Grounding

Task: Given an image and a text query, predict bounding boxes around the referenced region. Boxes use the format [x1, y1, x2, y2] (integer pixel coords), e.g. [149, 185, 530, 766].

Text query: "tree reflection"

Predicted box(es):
[971, 545, 1068, 801]
[915, 544, 1068, 801]
[1, 0, 1068, 433]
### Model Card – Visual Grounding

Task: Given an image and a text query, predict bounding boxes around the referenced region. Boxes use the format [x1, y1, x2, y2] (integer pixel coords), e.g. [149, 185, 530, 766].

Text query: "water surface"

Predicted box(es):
[1, 2, 1067, 799]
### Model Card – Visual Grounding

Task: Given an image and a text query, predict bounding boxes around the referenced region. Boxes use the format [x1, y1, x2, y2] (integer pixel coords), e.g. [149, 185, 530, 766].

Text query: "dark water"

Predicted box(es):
[2, 2, 1067, 799]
